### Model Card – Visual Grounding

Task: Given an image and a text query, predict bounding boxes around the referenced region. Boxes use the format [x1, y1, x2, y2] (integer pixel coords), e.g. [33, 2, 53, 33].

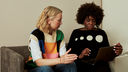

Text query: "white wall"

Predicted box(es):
[102, 0, 128, 53]
[0, 0, 101, 46]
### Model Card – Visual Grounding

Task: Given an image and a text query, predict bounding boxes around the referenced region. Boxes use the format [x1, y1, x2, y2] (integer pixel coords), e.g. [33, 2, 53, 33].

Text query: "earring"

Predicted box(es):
[94, 25, 97, 28]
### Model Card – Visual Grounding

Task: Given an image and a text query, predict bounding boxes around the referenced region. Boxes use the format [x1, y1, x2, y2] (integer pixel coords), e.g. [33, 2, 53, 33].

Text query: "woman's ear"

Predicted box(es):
[47, 18, 51, 24]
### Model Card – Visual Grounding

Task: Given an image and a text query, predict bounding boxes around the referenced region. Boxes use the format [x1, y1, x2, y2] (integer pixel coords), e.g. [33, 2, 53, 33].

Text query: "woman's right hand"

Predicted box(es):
[60, 48, 78, 64]
[79, 48, 91, 59]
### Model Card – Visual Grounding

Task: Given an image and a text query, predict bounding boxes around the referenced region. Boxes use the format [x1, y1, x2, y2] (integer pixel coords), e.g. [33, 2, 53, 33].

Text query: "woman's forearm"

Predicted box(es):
[35, 58, 61, 66]
[35, 53, 77, 66]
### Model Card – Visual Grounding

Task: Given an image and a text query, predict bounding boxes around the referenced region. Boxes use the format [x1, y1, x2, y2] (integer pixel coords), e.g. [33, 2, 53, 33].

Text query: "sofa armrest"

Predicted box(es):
[0, 47, 1, 72]
[1, 47, 24, 72]
[109, 52, 128, 72]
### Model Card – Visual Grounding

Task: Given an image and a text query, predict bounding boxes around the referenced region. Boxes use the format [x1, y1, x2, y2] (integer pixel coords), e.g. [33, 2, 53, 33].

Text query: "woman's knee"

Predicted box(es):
[29, 66, 54, 72]
[67, 62, 76, 68]
[64, 63, 77, 72]
[55, 62, 77, 72]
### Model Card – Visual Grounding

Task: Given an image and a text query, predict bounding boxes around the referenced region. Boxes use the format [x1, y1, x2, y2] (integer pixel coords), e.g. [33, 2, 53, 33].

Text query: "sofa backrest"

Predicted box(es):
[2, 46, 30, 61]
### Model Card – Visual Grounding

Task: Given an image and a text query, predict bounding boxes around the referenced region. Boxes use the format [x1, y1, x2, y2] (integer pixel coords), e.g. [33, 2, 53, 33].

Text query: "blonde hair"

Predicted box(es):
[36, 6, 62, 33]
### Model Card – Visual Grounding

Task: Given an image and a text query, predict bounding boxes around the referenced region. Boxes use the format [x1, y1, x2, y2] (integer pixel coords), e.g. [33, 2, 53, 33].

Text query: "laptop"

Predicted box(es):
[95, 46, 116, 62]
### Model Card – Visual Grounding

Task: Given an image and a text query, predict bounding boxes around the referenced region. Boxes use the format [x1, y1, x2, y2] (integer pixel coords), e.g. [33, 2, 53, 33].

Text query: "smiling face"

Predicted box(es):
[48, 13, 62, 30]
[83, 16, 96, 30]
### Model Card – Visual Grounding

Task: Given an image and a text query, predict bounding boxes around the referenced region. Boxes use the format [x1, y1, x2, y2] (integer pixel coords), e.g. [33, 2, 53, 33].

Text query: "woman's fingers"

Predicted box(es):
[113, 43, 123, 55]
[114, 49, 122, 55]
[82, 48, 91, 56]
[65, 48, 71, 54]
[60, 49, 78, 64]
[68, 54, 78, 58]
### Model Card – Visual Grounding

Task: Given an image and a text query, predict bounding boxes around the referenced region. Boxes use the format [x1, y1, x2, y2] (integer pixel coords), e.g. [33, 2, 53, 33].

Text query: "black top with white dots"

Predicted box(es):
[67, 29, 110, 60]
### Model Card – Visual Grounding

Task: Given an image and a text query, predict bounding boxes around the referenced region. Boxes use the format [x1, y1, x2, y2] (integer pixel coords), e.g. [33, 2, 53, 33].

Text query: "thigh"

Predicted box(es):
[75, 60, 93, 72]
[29, 66, 54, 72]
[94, 61, 111, 72]
[54, 62, 77, 72]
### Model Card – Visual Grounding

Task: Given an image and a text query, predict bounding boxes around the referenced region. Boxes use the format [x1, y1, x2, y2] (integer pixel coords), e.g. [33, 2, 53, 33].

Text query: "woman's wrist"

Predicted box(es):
[59, 57, 63, 64]
[79, 54, 84, 59]
[60, 58, 62, 64]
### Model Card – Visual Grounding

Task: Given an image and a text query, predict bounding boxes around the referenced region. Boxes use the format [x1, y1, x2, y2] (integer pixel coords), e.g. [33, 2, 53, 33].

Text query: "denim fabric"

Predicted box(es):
[29, 62, 77, 72]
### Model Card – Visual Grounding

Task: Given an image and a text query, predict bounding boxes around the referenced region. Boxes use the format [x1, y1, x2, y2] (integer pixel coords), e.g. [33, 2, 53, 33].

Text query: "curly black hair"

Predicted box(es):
[76, 2, 104, 28]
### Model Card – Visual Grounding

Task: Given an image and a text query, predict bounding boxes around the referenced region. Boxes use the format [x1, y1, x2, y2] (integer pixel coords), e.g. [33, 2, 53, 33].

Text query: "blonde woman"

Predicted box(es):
[26, 6, 77, 72]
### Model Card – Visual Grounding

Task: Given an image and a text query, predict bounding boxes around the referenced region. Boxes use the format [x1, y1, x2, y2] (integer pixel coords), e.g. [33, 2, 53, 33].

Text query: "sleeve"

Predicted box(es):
[59, 40, 66, 56]
[29, 36, 43, 62]
[67, 30, 76, 50]
[102, 30, 110, 47]
[56, 30, 66, 56]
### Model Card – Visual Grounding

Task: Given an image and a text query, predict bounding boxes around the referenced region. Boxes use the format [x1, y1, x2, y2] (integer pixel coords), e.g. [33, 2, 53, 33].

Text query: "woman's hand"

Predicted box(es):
[79, 48, 91, 59]
[113, 43, 123, 56]
[60, 48, 78, 64]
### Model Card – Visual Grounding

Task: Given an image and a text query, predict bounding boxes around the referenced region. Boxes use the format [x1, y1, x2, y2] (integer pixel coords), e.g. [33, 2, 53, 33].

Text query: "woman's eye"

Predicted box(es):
[58, 19, 61, 22]
[87, 19, 90, 22]
[93, 20, 96, 23]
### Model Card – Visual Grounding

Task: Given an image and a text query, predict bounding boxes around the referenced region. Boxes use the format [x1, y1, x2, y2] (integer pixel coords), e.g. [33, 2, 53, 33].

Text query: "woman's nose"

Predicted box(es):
[89, 21, 93, 25]
[60, 21, 62, 25]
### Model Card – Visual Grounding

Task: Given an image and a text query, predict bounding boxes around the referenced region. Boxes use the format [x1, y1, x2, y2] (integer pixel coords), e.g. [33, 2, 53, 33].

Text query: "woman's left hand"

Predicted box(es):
[113, 43, 123, 56]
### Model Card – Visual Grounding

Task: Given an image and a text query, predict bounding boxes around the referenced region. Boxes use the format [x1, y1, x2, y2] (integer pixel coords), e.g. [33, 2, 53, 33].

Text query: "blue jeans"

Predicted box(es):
[29, 62, 77, 72]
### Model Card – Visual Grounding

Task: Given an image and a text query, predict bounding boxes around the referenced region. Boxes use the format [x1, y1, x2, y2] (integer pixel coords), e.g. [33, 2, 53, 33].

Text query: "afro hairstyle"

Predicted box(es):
[76, 2, 104, 28]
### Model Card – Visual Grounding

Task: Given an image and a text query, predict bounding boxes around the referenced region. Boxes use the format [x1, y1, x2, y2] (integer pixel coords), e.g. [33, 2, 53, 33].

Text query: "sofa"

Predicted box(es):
[0, 46, 30, 72]
[0, 46, 128, 72]
[109, 51, 128, 72]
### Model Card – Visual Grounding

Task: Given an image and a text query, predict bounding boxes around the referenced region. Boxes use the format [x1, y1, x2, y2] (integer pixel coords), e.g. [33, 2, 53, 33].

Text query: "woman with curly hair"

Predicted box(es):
[67, 3, 122, 72]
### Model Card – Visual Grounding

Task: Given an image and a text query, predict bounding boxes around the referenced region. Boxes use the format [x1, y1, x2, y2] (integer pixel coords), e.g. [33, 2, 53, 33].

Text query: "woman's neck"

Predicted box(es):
[48, 29, 56, 35]
[80, 27, 96, 31]
[49, 30, 53, 35]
